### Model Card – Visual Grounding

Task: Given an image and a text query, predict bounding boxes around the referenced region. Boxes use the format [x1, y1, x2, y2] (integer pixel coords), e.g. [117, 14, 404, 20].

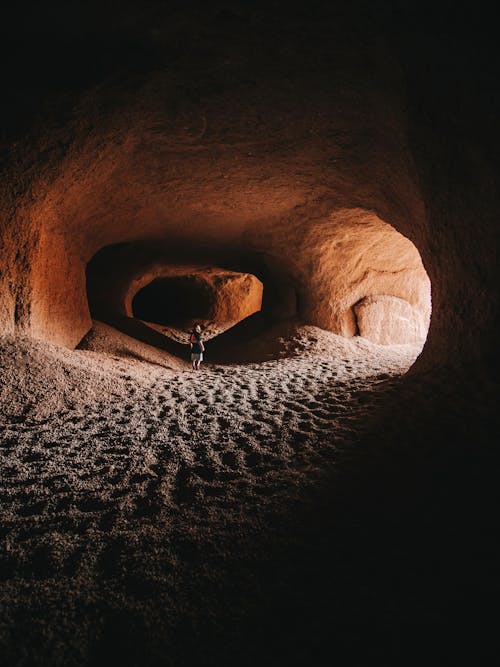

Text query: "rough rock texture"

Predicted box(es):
[0, 2, 499, 666]
[133, 269, 263, 325]
[355, 295, 428, 345]
[0, 4, 497, 371]
[0, 12, 434, 353]
[87, 247, 263, 332]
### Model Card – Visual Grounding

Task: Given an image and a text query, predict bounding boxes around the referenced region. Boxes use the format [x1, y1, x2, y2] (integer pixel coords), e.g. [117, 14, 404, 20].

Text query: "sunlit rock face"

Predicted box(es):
[355, 295, 428, 345]
[295, 209, 430, 340]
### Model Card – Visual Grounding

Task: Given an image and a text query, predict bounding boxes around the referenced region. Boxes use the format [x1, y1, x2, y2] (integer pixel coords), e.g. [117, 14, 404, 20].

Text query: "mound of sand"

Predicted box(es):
[1, 320, 423, 424]
[1, 322, 460, 667]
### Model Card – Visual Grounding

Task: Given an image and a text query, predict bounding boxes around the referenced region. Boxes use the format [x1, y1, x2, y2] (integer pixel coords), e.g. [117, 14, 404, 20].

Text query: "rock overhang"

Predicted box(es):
[3, 3, 493, 371]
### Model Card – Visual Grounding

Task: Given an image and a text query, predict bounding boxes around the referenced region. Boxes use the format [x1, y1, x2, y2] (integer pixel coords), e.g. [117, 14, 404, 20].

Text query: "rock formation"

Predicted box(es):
[0, 2, 498, 665]
[354, 295, 428, 346]
[86, 241, 263, 333]
[0, 2, 497, 372]
[0, 56, 432, 353]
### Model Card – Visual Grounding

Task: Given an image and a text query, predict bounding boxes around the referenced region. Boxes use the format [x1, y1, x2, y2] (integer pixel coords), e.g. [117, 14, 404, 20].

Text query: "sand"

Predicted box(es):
[4, 321, 490, 665]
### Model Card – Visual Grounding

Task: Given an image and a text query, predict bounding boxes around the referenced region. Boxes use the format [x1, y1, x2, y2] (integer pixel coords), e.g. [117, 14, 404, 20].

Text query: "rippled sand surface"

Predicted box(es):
[4, 323, 471, 666]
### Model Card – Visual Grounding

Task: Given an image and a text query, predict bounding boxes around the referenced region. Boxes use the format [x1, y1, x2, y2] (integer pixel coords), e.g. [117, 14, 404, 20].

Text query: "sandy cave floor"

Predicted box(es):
[0, 324, 498, 665]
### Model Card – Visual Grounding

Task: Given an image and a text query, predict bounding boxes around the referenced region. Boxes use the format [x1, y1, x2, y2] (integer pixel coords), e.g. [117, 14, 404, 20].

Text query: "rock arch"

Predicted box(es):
[0, 18, 495, 373]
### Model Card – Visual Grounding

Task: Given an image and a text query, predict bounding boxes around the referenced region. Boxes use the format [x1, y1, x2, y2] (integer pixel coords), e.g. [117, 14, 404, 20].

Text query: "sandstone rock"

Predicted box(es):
[132, 268, 263, 325]
[2, 1, 496, 375]
[0, 38, 433, 354]
[354, 295, 428, 346]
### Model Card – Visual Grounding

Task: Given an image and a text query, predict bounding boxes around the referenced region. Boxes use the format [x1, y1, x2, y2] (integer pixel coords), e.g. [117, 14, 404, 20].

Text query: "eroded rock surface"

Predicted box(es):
[0, 3, 498, 666]
[1, 16, 433, 354]
[132, 268, 263, 325]
[355, 295, 428, 345]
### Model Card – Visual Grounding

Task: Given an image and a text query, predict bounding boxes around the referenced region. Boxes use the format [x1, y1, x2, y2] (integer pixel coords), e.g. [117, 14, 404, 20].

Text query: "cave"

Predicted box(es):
[83, 214, 430, 354]
[86, 243, 266, 341]
[131, 271, 263, 328]
[0, 2, 498, 666]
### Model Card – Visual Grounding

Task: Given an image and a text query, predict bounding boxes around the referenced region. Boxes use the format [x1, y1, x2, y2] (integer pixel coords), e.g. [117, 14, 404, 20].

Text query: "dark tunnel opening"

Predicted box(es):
[85, 241, 300, 337]
[84, 232, 431, 364]
[132, 276, 221, 324]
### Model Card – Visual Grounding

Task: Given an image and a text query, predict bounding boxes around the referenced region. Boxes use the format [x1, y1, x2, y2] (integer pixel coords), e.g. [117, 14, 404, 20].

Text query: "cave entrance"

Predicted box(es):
[84, 217, 431, 369]
[131, 267, 264, 342]
[85, 241, 298, 360]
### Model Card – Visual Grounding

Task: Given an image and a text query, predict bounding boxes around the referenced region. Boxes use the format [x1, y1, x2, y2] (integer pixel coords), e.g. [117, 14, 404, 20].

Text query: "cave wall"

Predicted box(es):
[0, 2, 497, 371]
[0, 69, 429, 350]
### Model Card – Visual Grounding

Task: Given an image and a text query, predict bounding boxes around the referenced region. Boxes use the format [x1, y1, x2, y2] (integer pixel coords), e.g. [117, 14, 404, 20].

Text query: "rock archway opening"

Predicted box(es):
[1, 7, 497, 666]
[84, 241, 294, 360]
[131, 267, 264, 341]
[83, 212, 431, 369]
[289, 209, 432, 358]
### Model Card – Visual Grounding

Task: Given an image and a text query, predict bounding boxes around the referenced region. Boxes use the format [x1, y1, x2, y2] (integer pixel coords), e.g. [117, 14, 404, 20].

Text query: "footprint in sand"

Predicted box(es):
[233, 435, 253, 452]
[43, 441, 61, 449]
[221, 451, 238, 469]
[261, 453, 281, 465]
[311, 408, 331, 421]
[97, 510, 117, 531]
[288, 431, 310, 448]
[298, 420, 312, 431]
[129, 472, 151, 485]
[18, 499, 48, 516]
[22, 452, 44, 463]
[204, 486, 226, 498]
[255, 414, 278, 428]
[134, 497, 162, 519]
[76, 497, 110, 513]
[218, 470, 240, 482]
[55, 497, 72, 512]
[244, 452, 262, 468]
[173, 467, 200, 504]
[111, 487, 128, 499]
[242, 422, 258, 435]
[193, 465, 216, 482]
[217, 416, 231, 429]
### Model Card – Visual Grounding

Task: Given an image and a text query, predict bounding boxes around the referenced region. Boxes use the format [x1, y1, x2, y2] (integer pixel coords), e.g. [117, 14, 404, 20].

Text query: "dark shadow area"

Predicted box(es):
[133, 276, 218, 324]
[202, 312, 297, 363]
[102, 315, 187, 358]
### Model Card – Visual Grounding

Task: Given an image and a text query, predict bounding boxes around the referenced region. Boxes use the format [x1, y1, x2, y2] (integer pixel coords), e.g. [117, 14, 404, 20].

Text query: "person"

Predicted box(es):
[189, 324, 205, 371]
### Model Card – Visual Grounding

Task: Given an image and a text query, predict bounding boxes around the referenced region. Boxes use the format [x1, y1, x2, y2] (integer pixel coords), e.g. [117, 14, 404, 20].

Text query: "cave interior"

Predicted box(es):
[0, 1, 499, 666]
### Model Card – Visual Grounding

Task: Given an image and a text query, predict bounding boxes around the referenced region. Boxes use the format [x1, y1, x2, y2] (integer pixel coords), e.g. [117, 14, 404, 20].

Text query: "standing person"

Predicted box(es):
[189, 324, 205, 371]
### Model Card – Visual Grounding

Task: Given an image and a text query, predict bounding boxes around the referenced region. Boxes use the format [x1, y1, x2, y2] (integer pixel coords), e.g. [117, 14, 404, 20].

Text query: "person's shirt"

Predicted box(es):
[190, 331, 203, 353]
